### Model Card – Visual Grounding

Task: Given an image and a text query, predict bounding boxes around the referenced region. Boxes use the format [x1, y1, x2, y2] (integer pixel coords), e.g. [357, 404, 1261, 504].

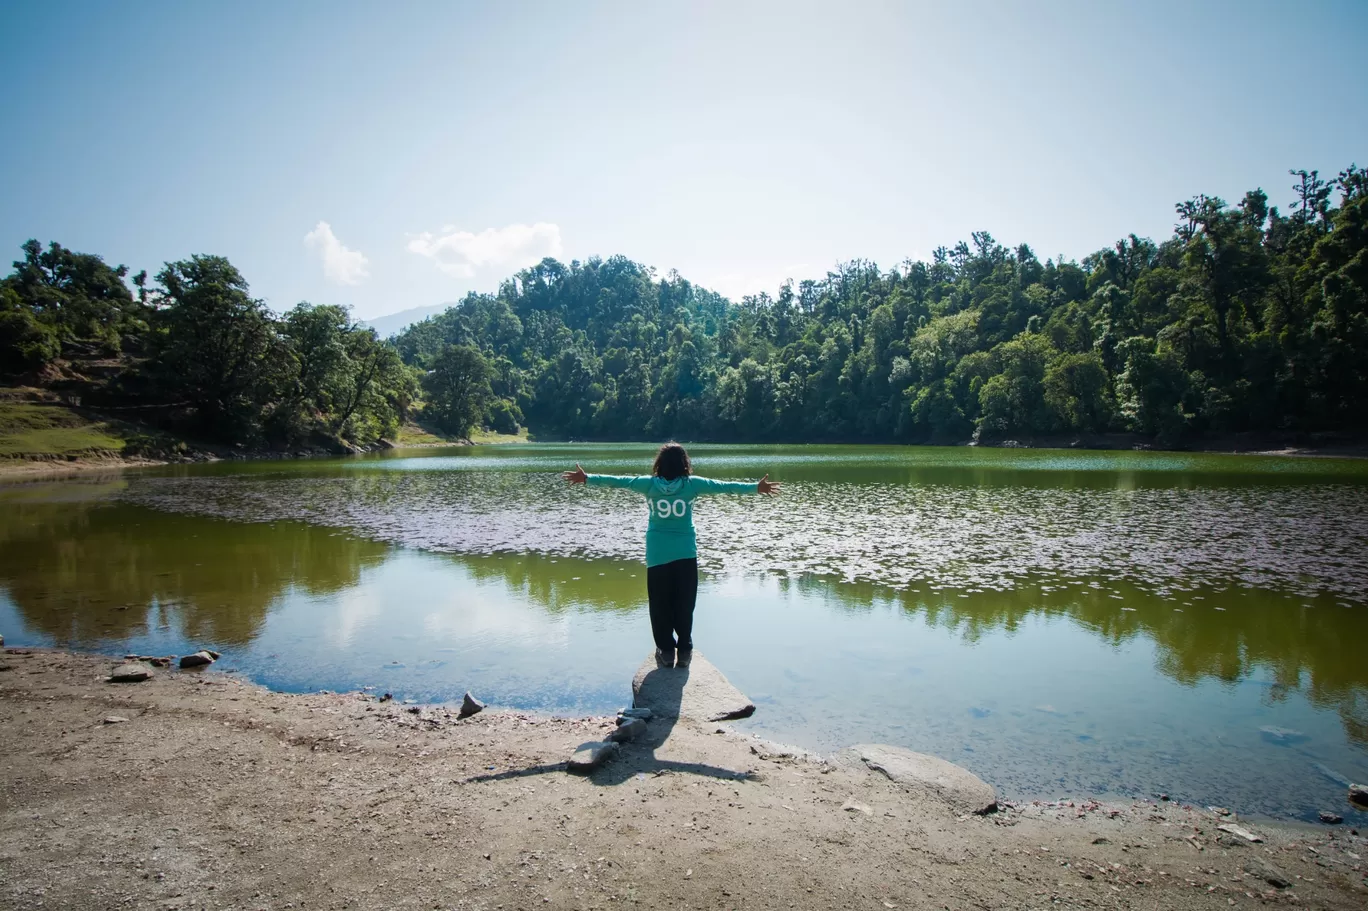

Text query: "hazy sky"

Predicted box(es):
[2, 0, 1365, 319]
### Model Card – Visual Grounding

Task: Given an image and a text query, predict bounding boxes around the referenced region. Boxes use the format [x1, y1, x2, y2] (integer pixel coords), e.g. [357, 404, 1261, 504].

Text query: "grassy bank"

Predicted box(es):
[0, 400, 129, 459]
[394, 419, 530, 447]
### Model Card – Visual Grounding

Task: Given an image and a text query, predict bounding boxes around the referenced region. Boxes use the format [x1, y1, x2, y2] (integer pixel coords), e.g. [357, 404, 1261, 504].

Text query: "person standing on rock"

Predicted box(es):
[562, 442, 781, 669]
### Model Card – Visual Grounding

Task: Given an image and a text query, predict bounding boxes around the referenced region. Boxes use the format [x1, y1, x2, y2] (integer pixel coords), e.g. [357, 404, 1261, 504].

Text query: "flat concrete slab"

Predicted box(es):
[834, 744, 998, 815]
[631, 652, 755, 723]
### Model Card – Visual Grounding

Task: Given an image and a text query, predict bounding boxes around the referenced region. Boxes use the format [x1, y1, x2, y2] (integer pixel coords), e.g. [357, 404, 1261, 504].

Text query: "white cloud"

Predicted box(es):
[304, 221, 370, 285]
[407, 222, 563, 278]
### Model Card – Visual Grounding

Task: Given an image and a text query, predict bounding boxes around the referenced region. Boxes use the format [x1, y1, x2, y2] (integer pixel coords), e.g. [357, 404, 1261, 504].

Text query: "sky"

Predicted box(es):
[2, 0, 1366, 321]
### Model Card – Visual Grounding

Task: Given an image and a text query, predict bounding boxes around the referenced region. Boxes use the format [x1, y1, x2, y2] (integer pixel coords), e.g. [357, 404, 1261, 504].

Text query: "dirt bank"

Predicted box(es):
[1, 649, 1365, 911]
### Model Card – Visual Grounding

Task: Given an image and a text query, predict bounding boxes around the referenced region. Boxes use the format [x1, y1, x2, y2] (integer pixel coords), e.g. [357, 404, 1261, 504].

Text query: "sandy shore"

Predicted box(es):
[1, 648, 1365, 911]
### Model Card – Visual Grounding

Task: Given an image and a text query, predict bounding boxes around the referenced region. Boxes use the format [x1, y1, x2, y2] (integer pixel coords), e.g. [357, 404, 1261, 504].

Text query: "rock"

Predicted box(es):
[459, 692, 485, 718]
[841, 800, 873, 815]
[123, 654, 140, 661]
[1243, 858, 1291, 889]
[179, 650, 215, 668]
[608, 718, 647, 743]
[0, 633, 4, 646]
[1091, 837, 1111, 845]
[1350, 784, 1368, 808]
[631, 652, 755, 723]
[566, 740, 618, 774]
[618, 707, 653, 721]
[1216, 823, 1262, 843]
[149, 657, 171, 668]
[204, 649, 221, 660]
[103, 715, 129, 724]
[108, 663, 153, 683]
[834, 744, 998, 816]
[1319, 811, 1343, 824]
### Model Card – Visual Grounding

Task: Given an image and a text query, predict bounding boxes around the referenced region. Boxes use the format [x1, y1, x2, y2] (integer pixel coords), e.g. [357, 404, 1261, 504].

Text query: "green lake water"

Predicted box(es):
[2, 443, 1367, 822]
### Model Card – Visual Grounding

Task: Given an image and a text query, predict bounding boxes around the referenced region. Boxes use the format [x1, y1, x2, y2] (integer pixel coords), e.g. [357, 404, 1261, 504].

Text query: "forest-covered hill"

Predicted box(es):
[392, 166, 1368, 445]
[3, 165, 1365, 450]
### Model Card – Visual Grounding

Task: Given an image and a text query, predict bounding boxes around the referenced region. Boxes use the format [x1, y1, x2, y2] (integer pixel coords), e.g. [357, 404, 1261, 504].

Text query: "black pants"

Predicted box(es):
[646, 557, 698, 653]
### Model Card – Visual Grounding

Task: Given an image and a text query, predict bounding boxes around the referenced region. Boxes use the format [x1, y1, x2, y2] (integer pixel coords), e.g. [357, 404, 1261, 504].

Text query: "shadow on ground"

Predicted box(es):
[465, 663, 753, 785]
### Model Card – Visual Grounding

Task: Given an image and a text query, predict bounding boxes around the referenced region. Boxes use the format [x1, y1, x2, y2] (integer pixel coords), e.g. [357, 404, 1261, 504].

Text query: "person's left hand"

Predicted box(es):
[562, 463, 588, 485]
[757, 474, 782, 496]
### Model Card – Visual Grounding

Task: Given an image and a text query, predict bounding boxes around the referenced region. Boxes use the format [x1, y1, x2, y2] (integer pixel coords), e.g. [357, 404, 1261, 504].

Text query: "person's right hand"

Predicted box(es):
[757, 474, 782, 496]
[562, 463, 588, 485]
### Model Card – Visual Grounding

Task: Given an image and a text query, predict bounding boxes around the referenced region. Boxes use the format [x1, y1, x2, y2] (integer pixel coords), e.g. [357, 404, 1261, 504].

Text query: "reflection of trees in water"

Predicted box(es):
[0, 501, 390, 647]
[454, 552, 644, 614]
[782, 574, 1368, 746]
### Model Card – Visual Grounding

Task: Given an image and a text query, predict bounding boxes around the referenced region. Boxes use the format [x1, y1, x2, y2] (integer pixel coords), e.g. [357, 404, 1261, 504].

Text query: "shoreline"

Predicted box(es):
[3, 436, 1364, 483]
[2, 648, 1364, 910]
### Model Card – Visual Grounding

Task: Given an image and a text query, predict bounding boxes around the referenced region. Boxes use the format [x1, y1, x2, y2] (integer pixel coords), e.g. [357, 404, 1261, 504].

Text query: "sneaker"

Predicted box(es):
[655, 648, 675, 668]
[675, 648, 693, 668]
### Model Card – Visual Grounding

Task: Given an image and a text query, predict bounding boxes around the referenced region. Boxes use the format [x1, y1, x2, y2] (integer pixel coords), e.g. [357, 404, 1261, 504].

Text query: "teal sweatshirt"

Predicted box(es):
[585, 474, 759, 567]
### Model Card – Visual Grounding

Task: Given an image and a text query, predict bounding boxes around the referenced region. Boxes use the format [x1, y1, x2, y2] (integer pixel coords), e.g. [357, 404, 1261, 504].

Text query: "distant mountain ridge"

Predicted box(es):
[360, 303, 452, 338]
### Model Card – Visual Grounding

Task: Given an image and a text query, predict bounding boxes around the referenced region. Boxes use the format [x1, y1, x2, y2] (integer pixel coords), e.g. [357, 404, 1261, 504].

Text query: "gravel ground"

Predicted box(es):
[2, 648, 1365, 911]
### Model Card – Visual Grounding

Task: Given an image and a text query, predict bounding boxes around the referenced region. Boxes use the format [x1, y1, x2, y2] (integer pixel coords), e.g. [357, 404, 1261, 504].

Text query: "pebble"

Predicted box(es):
[841, 800, 874, 816]
[459, 692, 485, 718]
[1216, 823, 1262, 843]
[1319, 811, 1343, 825]
[108, 664, 152, 683]
[179, 651, 215, 669]
[1242, 858, 1291, 889]
[608, 718, 646, 743]
[566, 741, 617, 774]
[103, 716, 129, 724]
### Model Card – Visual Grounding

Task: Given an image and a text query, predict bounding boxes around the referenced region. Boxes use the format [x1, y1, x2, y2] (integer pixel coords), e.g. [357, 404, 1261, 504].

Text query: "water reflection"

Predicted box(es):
[0, 489, 388, 646]
[803, 576, 1368, 747]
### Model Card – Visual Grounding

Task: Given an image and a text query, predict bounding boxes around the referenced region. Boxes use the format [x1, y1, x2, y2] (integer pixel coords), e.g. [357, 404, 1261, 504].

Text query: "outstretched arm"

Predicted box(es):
[691, 474, 783, 497]
[562, 464, 652, 493]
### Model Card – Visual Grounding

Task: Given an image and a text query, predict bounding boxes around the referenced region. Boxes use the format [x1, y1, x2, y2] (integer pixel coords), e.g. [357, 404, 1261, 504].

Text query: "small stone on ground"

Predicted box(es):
[108, 663, 152, 683]
[459, 692, 485, 718]
[566, 741, 618, 774]
[1217, 823, 1262, 843]
[608, 718, 646, 743]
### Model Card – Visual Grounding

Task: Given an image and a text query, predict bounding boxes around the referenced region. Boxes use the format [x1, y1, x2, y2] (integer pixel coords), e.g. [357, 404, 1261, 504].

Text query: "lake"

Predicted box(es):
[2, 443, 1366, 822]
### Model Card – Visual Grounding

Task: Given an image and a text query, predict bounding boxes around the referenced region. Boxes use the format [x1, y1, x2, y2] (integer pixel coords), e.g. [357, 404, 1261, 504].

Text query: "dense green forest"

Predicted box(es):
[3, 165, 1366, 448]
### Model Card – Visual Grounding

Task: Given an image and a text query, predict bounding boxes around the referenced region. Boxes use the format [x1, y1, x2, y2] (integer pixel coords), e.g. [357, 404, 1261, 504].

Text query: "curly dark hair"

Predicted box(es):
[652, 442, 691, 481]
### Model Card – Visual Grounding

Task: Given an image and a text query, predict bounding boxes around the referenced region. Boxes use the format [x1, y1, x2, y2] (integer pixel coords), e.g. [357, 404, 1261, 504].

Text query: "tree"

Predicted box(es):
[0, 286, 60, 374]
[5, 239, 139, 351]
[422, 344, 492, 438]
[150, 256, 287, 441]
[1043, 351, 1113, 433]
